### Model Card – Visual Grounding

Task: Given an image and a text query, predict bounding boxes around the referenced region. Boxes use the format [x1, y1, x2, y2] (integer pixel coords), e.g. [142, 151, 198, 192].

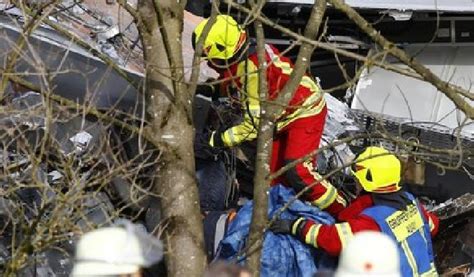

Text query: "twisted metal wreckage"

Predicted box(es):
[0, 1, 473, 275]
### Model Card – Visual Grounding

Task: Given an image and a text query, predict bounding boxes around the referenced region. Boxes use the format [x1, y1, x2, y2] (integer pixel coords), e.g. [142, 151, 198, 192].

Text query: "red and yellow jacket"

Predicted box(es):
[293, 193, 439, 256]
[215, 44, 326, 147]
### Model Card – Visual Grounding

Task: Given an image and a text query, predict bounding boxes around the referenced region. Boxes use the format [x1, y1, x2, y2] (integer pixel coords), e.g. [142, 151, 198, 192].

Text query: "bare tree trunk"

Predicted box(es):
[246, 0, 327, 273]
[246, 4, 272, 273]
[137, 1, 206, 276]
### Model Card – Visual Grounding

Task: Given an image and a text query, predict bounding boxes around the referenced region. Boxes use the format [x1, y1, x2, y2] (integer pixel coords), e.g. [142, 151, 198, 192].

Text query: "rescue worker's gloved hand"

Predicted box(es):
[195, 82, 220, 102]
[195, 131, 221, 160]
[209, 130, 225, 148]
[270, 218, 306, 235]
[269, 219, 294, 234]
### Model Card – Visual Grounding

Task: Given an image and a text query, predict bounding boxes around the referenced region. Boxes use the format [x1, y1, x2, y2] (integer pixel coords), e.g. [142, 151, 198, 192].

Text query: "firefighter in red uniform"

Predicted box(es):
[192, 15, 347, 215]
[270, 146, 439, 277]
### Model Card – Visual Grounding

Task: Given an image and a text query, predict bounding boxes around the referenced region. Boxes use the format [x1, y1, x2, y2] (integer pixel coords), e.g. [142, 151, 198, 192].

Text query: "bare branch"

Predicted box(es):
[246, 0, 272, 272]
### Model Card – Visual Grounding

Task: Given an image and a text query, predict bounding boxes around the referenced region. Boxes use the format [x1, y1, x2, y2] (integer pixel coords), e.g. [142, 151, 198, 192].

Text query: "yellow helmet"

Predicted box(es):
[192, 15, 246, 60]
[351, 146, 401, 193]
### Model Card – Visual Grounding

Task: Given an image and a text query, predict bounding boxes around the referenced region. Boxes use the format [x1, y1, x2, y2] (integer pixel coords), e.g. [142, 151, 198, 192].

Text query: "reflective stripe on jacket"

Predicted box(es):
[362, 192, 437, 277]
[219, 44, 326, 147]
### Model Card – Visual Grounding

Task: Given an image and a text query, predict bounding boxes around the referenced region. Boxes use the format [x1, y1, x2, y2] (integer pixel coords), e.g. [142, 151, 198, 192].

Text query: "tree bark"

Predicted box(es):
[246, 0, 327, 273]
[137, 1, 206, 276]
[246, 4, 272, 274]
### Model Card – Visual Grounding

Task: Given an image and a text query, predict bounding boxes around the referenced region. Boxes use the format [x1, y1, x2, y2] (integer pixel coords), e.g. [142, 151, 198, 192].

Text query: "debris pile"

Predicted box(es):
[431, 193, 474, 274]
[0, 92, 158, 275]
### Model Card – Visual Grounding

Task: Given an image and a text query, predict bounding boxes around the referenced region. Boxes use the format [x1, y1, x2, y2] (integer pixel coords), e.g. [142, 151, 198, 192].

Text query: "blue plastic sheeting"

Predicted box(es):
[217, 185, 336, 277]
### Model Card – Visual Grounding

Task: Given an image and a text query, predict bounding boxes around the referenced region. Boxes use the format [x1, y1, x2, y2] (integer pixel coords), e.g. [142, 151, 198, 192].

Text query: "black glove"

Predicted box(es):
[270, 218, 309, 238]
[269, 219, 296, 234]
[195, 83, 219, 102]
[194, 131, 220, 160]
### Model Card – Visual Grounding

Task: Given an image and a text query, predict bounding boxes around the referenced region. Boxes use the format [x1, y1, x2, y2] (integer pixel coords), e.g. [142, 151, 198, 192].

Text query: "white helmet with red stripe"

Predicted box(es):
[335, 231, 401, 277]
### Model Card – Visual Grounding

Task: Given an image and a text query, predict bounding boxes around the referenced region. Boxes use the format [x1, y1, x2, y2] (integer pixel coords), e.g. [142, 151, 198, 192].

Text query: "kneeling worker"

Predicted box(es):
[271, 146, 439, 277]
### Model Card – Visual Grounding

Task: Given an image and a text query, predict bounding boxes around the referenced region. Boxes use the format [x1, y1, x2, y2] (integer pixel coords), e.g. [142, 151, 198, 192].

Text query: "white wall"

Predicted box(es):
[352, 46, 474, 136]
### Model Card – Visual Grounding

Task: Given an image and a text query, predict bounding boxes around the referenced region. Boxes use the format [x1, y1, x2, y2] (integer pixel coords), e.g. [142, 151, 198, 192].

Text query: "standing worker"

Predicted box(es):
[270, 146, 439, 277]
[192, 15, 347, 215]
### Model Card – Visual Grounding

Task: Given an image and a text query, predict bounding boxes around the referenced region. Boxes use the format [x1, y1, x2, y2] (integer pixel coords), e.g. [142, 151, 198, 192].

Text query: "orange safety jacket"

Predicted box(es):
[216, 44, 326, 147]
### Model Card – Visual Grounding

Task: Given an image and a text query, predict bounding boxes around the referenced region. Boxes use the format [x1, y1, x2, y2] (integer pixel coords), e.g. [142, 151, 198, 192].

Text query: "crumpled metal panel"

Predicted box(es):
[75, 192, 116, 231]
[0, 15, 143, 114]
[432, 193, 474, 274]
[434, 219, 473, 274]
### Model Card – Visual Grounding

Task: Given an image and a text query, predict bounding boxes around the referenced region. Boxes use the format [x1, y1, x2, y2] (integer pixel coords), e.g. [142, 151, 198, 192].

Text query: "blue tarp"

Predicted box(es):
[217, 185, 336, 277]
